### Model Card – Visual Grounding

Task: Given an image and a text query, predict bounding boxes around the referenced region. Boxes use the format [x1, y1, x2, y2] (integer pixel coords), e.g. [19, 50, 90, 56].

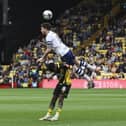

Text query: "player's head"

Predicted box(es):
[41, 23, 51, 35]
[46, 63, 58, 72]
[46, 62, 69, 73]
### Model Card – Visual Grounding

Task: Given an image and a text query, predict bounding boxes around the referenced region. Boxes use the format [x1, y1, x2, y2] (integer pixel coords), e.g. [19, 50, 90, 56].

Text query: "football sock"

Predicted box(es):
[47, 108, 53, 115]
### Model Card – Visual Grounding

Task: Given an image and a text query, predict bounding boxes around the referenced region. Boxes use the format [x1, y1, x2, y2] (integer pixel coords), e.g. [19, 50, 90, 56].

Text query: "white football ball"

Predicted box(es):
[42, 10, 53, 20]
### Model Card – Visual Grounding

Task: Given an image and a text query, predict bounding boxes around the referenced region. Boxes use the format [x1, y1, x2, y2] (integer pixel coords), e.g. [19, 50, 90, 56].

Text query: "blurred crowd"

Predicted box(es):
[0, 0, 126, 87]
[0, 39, 60, 87]
[55, 0, 112, 48]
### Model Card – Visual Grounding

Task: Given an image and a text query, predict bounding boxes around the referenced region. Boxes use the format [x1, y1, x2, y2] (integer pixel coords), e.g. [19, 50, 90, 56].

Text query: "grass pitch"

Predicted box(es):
[0, 88, 126, 126]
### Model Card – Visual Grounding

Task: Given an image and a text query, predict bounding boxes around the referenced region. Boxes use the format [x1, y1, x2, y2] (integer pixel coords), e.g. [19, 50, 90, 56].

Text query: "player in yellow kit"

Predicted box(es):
[39, 62, 72, 121]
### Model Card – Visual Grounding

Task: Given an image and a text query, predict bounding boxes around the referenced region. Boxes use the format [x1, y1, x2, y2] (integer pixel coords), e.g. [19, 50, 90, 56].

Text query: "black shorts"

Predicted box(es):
[53, 83, 71, 98]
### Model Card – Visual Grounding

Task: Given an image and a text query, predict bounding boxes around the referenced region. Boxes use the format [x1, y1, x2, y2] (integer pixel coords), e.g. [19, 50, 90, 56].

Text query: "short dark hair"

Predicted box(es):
[41, 23, 51, 30]
[46, 63, 58, 72]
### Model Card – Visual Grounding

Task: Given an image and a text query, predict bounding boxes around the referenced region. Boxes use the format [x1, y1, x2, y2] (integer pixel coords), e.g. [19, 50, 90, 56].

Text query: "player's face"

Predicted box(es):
[41, 27, 46, 35]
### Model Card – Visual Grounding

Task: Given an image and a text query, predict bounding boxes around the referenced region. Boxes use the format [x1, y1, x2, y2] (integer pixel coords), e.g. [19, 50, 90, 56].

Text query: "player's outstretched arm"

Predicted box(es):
[37, 48, 52, 63]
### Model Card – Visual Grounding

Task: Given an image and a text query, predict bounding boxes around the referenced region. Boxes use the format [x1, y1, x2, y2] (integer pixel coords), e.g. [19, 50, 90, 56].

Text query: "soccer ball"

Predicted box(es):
[42, 10, 53, 20]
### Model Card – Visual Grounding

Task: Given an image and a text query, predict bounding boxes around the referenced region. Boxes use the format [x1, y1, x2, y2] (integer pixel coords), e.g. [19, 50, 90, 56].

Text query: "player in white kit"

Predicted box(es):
[37, 23, 100, 74]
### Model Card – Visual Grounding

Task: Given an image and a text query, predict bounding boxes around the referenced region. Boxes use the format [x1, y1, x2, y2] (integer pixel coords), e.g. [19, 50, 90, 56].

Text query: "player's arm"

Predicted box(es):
[37, 48, 52, 63]
[40, 42, 47, 47]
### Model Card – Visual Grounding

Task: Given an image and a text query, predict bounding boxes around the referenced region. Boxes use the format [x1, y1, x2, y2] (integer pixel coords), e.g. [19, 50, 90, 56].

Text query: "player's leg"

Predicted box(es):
[74, 65, 85, 77]
[74, 58, 101, 72]
[48, 95, 58, 110]
[49, 68, 71, 121]
[83, 74, 95, 89]
[49, 94, 64, 121]
[73, 65, 95, 88]
[87, 80, 95, 89]
[39, 95, 58, 120]
[39, 84, 61, 120]
[61, 50, 100, 72]
[50, 84, 71, 121]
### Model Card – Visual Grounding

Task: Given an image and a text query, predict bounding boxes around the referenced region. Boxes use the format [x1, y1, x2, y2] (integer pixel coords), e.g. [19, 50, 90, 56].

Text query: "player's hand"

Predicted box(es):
[37, 57, 44, 63]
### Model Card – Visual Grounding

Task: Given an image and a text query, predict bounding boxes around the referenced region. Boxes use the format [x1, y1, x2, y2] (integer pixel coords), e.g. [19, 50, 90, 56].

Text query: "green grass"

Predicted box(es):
[0, 88, 126, 126]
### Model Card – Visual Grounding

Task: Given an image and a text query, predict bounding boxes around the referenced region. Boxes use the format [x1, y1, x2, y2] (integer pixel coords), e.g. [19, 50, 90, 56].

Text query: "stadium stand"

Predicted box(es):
[0, 0, 126, 87]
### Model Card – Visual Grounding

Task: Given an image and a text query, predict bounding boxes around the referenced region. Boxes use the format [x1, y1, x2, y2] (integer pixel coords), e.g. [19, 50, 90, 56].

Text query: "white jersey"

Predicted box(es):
[45, 31, 70, 57]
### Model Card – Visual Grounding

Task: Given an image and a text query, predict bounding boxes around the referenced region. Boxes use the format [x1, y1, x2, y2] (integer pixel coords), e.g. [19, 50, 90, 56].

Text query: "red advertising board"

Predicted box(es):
[1, 79, 126, 89]
[39, 79, 126, 89]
